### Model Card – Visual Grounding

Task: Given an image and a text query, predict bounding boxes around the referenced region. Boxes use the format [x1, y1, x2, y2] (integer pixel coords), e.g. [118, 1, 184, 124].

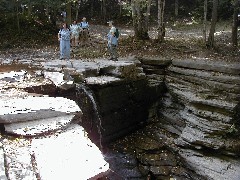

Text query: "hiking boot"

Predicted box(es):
[108, 57, 114, 60]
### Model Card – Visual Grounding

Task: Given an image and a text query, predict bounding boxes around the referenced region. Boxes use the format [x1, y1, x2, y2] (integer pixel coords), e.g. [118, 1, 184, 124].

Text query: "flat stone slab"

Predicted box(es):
[4, 114, 75, 136]
[169, 66, 240, 85]
[44, 71, 65, 86]
[0, 70, 54, 88]
[31, 124, 109, 180]
[0, 96, 81, 123]
[138, 56, 172, 66]
[0, 88, 33, 100]
[3, 138, 36, 180]
[179, 149, 240, 180]
[172, 58, 240, 75]
[0, 70, 27, 82]
[1, 124, 109, 180]
[85, 76, 121, 85]
[42, 59, 142, 81]
[168, 84, 237, 110]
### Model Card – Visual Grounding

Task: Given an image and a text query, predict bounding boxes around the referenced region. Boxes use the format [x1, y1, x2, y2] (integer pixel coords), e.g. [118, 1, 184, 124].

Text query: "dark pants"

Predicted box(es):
[79, 29, 89, 46]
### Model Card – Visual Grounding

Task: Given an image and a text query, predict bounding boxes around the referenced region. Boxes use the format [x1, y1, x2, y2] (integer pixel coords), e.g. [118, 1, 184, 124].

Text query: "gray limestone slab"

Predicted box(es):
[31, 124, 109, 180]
[172, 59, 240, 75]
[4, 114, 75, 136]
[0, 96, 81, 124]
[179, 149, 240, 180]
[3, 139, 37, 180]
[169, 66, 240, 85]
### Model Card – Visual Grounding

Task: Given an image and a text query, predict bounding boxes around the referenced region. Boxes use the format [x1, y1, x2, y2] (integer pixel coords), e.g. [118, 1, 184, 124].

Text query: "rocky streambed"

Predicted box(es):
[0, 55, 239, 180]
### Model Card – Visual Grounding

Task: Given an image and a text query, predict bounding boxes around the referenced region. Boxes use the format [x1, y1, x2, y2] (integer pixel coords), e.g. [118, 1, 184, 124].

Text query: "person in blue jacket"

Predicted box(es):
[107, 21, 118, 61]
[58, 22, 71, 60]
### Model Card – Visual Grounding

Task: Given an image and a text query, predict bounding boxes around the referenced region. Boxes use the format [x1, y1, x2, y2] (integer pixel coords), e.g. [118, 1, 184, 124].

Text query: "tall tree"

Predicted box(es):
[27, 0, 33, 17]
[231, 0, 239, 47]
[203, 0, 208, 43]
[75, 1, 80, 21]
[131, 0, 151, 40]
[100, 0, 106, 23]
[145, 0, 152, 32]
[157, 0, 165, 42]
[14, 0, 20, 32]
[174, 0, 179, 17]
[90, 0, 94, 18]
[66, 1, 72, 25]
[207, 0, 218, 48]
[119, 0, 124, 16]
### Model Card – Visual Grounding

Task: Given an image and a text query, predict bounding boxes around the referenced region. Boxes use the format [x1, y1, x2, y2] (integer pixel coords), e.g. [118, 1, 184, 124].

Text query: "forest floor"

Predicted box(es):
[0, 21, 239, 65]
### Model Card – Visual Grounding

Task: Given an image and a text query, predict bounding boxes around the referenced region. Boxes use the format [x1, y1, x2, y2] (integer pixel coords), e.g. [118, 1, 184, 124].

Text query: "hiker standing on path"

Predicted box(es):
[107, 21, 118, 61]
[70, 20, 80, 47]
[79, 17, 90, 47]
[58, 22, 71, 60]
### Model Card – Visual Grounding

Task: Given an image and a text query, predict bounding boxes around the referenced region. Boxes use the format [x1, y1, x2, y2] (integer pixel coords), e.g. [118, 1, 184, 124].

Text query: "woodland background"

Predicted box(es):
[0, 0, 239, 58]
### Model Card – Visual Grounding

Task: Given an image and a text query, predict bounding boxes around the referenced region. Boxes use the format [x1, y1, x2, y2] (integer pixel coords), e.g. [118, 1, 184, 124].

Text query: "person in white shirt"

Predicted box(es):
[70, 20, 80, 47]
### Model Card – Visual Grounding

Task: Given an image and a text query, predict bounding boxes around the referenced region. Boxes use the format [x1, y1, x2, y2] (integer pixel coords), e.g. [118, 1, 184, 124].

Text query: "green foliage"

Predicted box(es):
[0, 14, 58, 49]
[218, 0, 234, 20]
[0, 0, 13, 11]
[0, 0, 238, 49]
[227, 124, 238, 134]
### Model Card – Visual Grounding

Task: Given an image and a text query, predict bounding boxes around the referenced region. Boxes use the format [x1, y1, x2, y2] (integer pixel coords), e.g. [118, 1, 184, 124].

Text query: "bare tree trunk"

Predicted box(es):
[174, 0, 179, 17]
[101, 0, 103, 16]
[157, 0, 165, 42]
[45, 5, 50, 22]
[75, 1, 80, 21]
[90, 0, 94, 17]
[232, 0, 239, 47]
[136, 2, 142, 35]
[14, 0, 20, 33]
[132, 0, 142, 38]
[66, 2, 72, 25]
[203, 0, 208, 43]
[207, 0, 218, 48]
[131, 0, 150, 40]
[145, 0, 152, 32]
[131, 0, 138, 35]
[28, 0, 32, 18]
[100, 0, 106, 23]
[119, 1, 122, 16]
[103, 0, 106, 23]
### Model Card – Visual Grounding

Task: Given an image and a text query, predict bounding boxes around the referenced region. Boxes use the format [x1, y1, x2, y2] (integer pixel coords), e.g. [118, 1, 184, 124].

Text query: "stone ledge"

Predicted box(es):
[4, 115, 74, 136]
[0, 96, 81, 124]
[172, 58, 240, 75]
[138, 56, 172, 66]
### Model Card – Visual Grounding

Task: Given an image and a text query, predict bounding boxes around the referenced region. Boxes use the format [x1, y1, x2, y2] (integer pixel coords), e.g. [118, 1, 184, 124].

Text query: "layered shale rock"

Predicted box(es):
[155, 58, 240, 180]
[179, 149, 240, 180]
[138, 56, 171, 121]
[138, 56, 240, 179]
[164, 58, 240, 153]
